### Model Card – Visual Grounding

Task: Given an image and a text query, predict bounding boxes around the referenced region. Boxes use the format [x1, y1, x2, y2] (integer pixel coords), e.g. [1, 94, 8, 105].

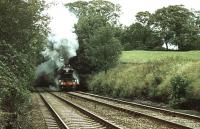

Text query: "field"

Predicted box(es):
[88, 50, 200, 110]
[120, 50, 200, 63]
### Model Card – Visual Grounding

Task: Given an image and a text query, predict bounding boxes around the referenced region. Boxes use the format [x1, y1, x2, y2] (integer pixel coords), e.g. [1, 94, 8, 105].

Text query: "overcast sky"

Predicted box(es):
[45, 0, 200, 40]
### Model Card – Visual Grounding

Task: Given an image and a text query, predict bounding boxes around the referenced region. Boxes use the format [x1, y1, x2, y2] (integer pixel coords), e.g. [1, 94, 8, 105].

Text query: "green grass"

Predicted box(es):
[120, 50, 200, 63]
[88, 50, 200, 110]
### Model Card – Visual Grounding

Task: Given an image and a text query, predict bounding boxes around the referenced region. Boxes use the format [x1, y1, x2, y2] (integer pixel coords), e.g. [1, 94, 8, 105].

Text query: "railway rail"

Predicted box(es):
[39, 92, 121, 129]
[39, 93, 69, 129]
[34, 93, 60, 129]
[61, 91, 200, 129]
[55, 92, 174, 129]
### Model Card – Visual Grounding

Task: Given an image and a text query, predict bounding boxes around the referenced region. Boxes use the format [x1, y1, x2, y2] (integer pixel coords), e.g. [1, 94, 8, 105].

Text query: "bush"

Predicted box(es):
[0, 62, 31, 128]
[88, 55, 200, 109]
[169, 75, 190, 108]
[148, 75, 162, 100]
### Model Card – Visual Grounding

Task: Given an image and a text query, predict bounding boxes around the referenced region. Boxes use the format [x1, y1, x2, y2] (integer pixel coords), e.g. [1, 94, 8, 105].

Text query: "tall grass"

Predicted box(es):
[88, 51, 200, 110]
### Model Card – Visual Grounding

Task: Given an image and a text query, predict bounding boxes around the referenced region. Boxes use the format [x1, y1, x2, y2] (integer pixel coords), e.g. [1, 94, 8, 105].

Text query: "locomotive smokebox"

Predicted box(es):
[57, 65, 80, 90]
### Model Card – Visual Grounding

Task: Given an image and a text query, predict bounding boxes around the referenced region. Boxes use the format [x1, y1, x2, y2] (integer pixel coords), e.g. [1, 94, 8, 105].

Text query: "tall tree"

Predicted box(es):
[120, 11, 161, 50]
[66, 0, 120, 23]
[87, 25, 122, 73]
[135, 11, 162, 49]
[66, 0, 122, 74]
[152, 5, 199, 50]
[177, 10, 200, 50]
[136, 11, 152, 26]
[122, 22, 161, 50]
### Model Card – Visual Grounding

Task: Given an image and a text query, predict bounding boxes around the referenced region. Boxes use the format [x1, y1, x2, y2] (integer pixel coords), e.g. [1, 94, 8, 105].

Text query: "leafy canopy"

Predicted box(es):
[66, 0, 122, 74]
[87, 25, 122, 73]
[0, 0, 49, 128]
[66, 0, 120, 23]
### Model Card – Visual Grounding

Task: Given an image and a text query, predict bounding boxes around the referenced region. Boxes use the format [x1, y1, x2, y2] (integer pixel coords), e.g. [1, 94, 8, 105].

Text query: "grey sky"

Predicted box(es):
[45, 0, 200, 40]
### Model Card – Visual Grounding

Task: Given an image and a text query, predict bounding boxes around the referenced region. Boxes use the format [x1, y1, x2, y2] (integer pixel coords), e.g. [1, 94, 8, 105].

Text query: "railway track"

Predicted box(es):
[55, 92, 174, 129]
[37, 93, 62, 129]
[59, 91, 200, 129]
[39, 92, 121, 129]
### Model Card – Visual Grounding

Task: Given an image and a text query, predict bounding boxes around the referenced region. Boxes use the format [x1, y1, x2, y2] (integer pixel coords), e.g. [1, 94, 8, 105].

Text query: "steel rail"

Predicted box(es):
[50, 92, 121, 129]
[77, 91, 200, 121]
[39, 93, 70, 129]
[66, 92, 194, 129]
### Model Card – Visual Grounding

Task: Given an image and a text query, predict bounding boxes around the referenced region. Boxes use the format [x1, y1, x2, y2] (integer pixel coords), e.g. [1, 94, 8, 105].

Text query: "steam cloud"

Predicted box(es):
[35, 37, 79, 87]
[35, 1, 78, 88]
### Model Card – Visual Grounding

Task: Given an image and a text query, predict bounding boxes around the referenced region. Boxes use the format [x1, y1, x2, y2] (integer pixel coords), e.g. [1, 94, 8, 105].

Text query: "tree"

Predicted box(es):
[152, 5, 200, 50]
[176, 10, 200, 50]
[136, 11, 152, 26]
[87, 25, 122, 73]
[120, 11, 161, 50]
[122, 22, 161, 50]
[71, 15, 108, 73]
[66, 0, 122, 74]
[66, 0, 120, 23]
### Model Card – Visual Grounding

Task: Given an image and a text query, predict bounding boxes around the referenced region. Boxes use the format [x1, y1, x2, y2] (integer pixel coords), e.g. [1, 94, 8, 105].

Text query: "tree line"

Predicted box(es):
[121, 5, 200, 51]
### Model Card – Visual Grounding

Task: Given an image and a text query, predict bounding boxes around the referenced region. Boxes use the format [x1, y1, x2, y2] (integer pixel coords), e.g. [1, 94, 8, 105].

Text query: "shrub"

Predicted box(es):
[169, 75, 190, 108]
[0, 61, 31, 128]
[148, 75, 162, 100]
[88, 56, 200, 110]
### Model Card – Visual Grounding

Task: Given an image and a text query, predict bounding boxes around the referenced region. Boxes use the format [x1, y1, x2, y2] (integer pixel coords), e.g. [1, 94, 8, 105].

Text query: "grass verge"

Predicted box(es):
[88, 51, 200, 110]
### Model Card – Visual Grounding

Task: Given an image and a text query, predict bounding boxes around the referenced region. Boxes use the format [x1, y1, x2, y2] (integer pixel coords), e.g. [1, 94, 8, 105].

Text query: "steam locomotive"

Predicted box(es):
[57, 65, 80, 90]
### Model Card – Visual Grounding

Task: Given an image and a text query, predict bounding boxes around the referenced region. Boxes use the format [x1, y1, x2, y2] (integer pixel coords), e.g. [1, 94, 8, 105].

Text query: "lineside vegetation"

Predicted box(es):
[88, 51, 200, 110]
[0, 0, 49, 128]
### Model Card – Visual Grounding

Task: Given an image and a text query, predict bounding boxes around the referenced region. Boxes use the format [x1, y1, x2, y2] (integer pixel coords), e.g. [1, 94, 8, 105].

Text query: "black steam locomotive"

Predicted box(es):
[57, 65, 80, 90]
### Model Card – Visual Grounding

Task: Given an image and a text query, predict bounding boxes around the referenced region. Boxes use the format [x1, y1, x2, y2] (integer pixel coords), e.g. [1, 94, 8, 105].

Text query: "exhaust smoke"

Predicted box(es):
[35, 38, 78, 88]
[35, 1, 78, 89]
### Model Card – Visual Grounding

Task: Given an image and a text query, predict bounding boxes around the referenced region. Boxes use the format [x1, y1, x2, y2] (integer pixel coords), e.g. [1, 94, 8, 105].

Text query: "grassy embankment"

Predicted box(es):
[88, 51, 200, 109]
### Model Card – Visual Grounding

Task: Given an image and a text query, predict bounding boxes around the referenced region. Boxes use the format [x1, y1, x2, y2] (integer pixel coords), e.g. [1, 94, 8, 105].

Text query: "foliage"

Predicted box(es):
[87, 25, 122, 73]
[88, 51, 200, 110]
[152, 5, 200, 50]
[0, 0, 49, 128]
[121, 5, 200, 51]
[66, 0, 120, 23]
[121, 22, 161, 50]
[121, 11, 162, 50]
[69, 15, 107, 73]
[66, 0, 122, 74]
[169, 75, 190, 108]
[136, 11, 152, 26]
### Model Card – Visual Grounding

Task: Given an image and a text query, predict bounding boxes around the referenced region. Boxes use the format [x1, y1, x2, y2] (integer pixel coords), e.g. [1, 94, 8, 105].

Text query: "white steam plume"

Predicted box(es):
[36, 38, 78, 79]
[35, 1, 78, 86]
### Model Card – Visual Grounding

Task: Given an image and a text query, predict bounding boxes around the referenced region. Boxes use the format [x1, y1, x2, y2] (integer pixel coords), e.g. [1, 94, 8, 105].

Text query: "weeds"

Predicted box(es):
[88, 55, 200, 109]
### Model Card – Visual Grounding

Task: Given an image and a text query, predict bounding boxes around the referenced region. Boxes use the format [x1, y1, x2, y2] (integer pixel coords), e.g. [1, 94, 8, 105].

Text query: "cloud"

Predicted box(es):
[45, 0, 200, 28]
[110, 0, 200, 26]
